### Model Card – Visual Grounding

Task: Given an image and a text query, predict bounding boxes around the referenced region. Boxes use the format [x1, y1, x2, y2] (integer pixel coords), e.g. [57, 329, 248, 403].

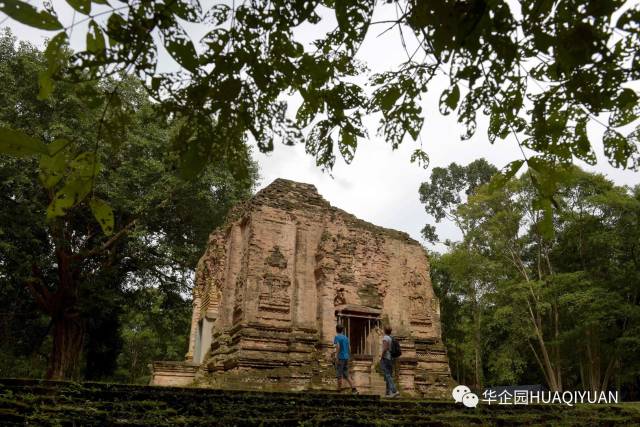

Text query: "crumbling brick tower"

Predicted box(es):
[152, 179, 452, 397]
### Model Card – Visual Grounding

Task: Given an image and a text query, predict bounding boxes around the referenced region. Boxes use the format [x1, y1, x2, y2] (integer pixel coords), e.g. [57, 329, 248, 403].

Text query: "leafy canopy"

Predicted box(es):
[0, 30, 256, 379]
[431, 163, 640, 391]
[419, 158, 497, 242]
[1, 0, 639, 228]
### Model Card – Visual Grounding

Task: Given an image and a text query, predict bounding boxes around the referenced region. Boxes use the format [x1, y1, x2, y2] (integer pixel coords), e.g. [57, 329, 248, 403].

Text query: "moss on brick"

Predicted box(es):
[2, 379, 640, 426]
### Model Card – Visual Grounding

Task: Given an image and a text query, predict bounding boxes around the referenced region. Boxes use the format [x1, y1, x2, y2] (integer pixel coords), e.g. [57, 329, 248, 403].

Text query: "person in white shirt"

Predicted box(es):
[381, 326, 400, 398]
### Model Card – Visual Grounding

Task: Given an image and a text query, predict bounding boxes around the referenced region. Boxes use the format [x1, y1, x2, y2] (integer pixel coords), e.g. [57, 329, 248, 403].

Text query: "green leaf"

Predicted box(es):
[0, 1, 63, 30]
[66, 0, 91, 15]
[489, 159, 524, 190]
[0, 127, 49, 157]
[151, 76, 161, 92]
[339, 126, 357, 163]
[39, 139, 70, 189]
[179, 137, 212, 180]
[162, 25, 199, 72]
[410, 149, 429, 169]
[86, 20, 106, 53]
[609, 88, 639, 127]
[44, 32, 69, 68]
[306, 120, 335, 169]
[89, 198, 114, 235]
[574, 119, 596, 164]
[169, 0, 202, 22]
[46, 138, 71, 157]
[458, 96, 477, 140]
[439, 84, 460, 115]
[46, 152, 98, 218]
[334, 0, 374, 54]
[106, 13, 128, 45]
[39, 32, 69, 100]
[204, 4, 230, 25]
[536, 197, 554, 240]
[218, 78, 242, 100]
[201, 28, 229, 56]
[70, 152, 99, 176]
[47, 179, 92, 218]
[502, 159, 524, 181]
[603, 129, 636, 168]
[335, 2, 350, 33]
[379, 86, 401, 112]
[37, 70, 54, 100]
[488, 113, 500, 143]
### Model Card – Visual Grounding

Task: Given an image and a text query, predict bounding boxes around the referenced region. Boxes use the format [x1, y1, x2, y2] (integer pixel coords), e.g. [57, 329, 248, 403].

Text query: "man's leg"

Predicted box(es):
[384, 367, 390, 396]
[382, 359, 398, 395]
[342, 360, 358, 393]
[345, 375, 355, 389]
[382, 359, 391, 394]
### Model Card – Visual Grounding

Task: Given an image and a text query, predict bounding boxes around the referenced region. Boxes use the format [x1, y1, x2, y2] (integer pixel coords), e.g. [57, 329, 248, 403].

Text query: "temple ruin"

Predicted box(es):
[151, 179, 451, 397]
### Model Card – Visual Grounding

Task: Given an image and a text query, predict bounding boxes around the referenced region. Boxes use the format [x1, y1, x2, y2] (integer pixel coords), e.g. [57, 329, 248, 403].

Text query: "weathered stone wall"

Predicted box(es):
[155, 178, 451, 397]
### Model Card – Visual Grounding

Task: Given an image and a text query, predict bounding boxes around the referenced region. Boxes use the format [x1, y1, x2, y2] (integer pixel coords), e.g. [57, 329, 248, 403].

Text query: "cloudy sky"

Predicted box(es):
[4, 1, 639, 251]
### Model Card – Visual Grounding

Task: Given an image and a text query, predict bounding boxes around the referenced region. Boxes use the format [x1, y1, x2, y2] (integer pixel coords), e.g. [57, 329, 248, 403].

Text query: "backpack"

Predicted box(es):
[390, 336, 402, 359]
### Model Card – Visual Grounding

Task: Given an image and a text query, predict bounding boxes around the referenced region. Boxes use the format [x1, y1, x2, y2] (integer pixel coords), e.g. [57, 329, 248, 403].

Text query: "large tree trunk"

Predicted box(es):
[45, 243, 84, 380]
[474, 308, 482, 389]
[553, 299, 562, 390]
[526, 296, 560, 392]
[25, 217, 133, 381]
[47, 308, 84, 380]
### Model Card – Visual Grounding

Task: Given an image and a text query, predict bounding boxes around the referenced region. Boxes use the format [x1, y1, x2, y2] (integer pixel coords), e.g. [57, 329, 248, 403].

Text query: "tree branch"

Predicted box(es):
[76, 219, 137, 260]
[24, 265, 52, 314]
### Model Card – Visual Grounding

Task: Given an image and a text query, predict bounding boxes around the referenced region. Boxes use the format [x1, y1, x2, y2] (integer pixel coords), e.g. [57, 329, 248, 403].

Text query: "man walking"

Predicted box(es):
[333, 324, 358, 394]
[381, 326, 400, 398]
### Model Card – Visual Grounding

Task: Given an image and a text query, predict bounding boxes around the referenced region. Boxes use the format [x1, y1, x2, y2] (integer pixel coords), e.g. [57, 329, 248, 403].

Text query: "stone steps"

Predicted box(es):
[1, 379, 640, 426]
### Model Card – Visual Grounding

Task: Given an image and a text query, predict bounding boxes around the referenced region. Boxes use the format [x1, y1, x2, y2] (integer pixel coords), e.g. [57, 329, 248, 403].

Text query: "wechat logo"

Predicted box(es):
[452, 385, 479, 408]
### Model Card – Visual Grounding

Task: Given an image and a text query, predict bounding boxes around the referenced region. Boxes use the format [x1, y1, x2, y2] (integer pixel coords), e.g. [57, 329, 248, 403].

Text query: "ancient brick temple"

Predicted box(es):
[151, 179, 451, 397]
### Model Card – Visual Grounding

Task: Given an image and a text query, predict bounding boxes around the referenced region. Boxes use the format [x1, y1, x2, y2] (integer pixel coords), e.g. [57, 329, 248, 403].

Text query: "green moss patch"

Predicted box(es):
[1, 379, 640, 426]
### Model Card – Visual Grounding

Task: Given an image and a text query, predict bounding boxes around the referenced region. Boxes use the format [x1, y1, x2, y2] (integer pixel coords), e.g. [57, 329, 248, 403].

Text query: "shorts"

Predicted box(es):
[335, 359, 349, 379]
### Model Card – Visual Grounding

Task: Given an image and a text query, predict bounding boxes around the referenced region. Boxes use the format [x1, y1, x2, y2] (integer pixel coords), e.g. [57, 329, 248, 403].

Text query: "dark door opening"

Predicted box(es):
[337, 314, 380, 356]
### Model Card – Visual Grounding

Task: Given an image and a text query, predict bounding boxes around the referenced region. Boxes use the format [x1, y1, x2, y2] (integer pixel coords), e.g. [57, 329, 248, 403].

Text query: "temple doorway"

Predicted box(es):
[335, 305, 381, 356]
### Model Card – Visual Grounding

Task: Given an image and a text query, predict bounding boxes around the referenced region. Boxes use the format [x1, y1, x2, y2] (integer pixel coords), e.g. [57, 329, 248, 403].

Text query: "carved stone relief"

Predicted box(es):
[407, 271, 432, 325]
[259, 246, 291, 313]
[334, 287, 346, 306]
[409, 295, 431, 325]
[357, 282, 383, 308]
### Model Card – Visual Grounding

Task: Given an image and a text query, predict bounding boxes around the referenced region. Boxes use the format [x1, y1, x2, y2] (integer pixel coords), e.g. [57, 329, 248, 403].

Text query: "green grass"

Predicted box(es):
[1, 379, 639, 426]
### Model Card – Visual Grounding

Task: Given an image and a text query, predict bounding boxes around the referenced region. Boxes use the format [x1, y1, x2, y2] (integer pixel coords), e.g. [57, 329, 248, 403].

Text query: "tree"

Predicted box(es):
[419, 158, 497, 242]
[1, 0, 638, 225]
[114, 286, 191, 384]
[0, 31, 257, 379]
[433, 163, 640, 393]
[430, 246, 498, 389]
[419, 158, 498, 388]
[461, 174, 566, 391]
[551, 172, 640, 392]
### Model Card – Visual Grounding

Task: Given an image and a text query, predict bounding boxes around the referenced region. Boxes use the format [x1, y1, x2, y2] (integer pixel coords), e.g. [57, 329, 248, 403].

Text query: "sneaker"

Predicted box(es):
[390, 391, 400, 398]
[351, 388, 359, 395]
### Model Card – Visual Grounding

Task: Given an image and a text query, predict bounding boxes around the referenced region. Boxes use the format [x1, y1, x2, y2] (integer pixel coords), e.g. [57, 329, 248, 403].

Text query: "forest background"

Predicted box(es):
[1, 0, 639, 398]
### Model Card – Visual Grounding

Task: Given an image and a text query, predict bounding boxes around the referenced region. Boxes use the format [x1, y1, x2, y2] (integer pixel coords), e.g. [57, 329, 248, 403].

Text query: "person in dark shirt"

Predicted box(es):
[333, 324, 358, 394]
